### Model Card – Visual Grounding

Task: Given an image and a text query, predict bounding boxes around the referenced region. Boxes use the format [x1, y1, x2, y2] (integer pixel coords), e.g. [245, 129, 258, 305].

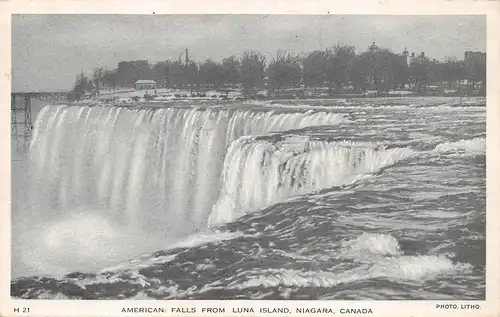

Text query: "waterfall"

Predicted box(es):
[208, 136, 415, 225]
[18, 104, 430, 275]
[26, 105, 347, 238]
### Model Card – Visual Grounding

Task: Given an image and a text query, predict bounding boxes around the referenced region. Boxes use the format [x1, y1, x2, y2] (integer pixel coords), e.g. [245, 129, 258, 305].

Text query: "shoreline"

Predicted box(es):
[19, 90, 486, 108]
[89, 90, 486, 104]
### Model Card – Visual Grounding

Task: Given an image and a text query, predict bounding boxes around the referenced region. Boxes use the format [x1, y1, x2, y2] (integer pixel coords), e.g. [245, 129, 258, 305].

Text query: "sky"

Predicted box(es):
[11, 14, 486, 92]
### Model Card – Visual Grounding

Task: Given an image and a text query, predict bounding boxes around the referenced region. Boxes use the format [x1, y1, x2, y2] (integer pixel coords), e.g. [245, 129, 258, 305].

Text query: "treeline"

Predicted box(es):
[71, 44, 486, 99]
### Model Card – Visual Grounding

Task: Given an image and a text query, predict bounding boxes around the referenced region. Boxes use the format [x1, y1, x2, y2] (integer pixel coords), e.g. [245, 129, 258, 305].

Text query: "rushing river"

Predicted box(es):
[11, 97, 485, 300]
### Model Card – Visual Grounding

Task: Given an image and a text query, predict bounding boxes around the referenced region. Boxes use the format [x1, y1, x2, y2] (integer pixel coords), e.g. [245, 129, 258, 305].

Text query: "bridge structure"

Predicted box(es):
[11, 92, 67, 156]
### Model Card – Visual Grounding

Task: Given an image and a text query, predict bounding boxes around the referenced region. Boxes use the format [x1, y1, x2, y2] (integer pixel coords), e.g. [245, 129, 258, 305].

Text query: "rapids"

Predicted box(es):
[11, 97, 486, 300]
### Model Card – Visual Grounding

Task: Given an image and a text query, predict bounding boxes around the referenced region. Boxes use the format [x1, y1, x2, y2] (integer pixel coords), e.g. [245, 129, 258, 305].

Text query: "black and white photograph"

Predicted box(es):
[6, 10, 493, 307]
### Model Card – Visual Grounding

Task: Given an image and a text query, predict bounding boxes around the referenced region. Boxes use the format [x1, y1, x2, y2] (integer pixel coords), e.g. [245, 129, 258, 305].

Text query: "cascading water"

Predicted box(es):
[16, 104, 348, 275]
[11, 97, 486, 300]
[208, 136, 415, 225]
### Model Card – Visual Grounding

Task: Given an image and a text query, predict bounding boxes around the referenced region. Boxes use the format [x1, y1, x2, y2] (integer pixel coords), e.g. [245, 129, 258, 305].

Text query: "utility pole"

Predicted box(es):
[165, 60, 169, 88]
[185, 48, 193, 94]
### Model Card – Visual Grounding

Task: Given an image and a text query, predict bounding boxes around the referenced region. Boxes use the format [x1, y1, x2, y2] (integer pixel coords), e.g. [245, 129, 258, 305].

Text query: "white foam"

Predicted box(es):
[369, 255, 466, 281]
[167, 230, 245, 250]
[208, 139, 415, 226]
[341, 233, 473, 280]
[231, 233, 472, 290]
[231, 256, 467, 290]
[17, 206, 195, 278]
[434, 137, 485, 155]
[341, 232, 402, 258]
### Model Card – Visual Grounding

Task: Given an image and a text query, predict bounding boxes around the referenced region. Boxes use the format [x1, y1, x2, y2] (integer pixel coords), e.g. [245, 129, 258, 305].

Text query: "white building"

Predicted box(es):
[135, 80, 157, 90]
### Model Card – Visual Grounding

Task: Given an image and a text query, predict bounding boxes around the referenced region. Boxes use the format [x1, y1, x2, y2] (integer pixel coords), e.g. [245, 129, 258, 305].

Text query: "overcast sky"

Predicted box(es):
[12, 14, 486, 92]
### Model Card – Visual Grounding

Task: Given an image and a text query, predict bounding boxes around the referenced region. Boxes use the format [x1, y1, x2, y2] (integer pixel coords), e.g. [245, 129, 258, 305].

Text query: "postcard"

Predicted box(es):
[1, 1, 499, 316]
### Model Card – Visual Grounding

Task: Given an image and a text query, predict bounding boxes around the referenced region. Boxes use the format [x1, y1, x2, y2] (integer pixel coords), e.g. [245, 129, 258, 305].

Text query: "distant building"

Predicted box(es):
[135, 80, 157, 90]
[464, 51, 486, 62]
[463, 51, 486, 93]
[118, 60, 153, 88]
[369, 42, 380, 53]
[401, 48, 421, 66]
[399, 47, 426, 67]
[402, 47, 411, 66]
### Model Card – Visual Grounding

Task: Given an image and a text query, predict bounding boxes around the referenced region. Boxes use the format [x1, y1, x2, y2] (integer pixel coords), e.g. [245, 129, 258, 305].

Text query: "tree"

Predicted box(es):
[101, 69, 117, 89]
[425, 60, 446, 87]
[302, 50, 328, 88]
[117, 61, 133, 87]
[393, 57, 410, 90]
[198, 59, 223, 88]
[165, 60, 197, 89]
[349, 53, 371, 91]
[266, 50, 302, 96]
[92, 68, 104, 96]
[152, 62, 168, 87]
[71, 71, 93, 101]
[351, 51, 381, 91]
[221, 56, 241, 86]
[166, 60, 185, 87]
[350, 48, 406, 92]
[240, 51, 266, 95]
[131, 60, 154, 83]
[466, 56, 486, 90]
[185, 61, 199, 91]
[409, 56, 430, 92]
[373, 50, 402, 91]
[116, 60, 153, 88]
[74, 46, 486, 98]
[323, 45, 355, 94]
[443, 60, 466, 89]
